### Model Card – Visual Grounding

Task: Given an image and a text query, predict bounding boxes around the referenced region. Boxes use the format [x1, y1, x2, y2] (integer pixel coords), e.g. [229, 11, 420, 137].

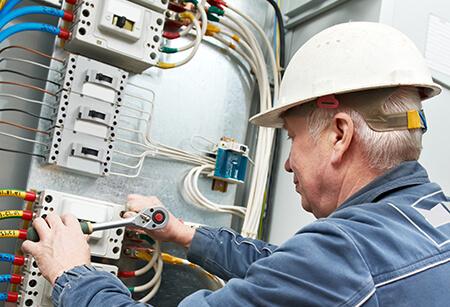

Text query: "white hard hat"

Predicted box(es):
[250, 22, 442, 128]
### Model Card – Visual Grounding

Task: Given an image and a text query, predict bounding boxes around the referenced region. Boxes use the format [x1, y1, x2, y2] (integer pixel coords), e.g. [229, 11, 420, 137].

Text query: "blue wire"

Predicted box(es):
[0, 292, 9, 301]
[0, 253, 14, 263]
[0, 6, 65, 30]
[0, 0, 22, 19]
[0, 275, 11, 283]
[0, 22, 61, 45]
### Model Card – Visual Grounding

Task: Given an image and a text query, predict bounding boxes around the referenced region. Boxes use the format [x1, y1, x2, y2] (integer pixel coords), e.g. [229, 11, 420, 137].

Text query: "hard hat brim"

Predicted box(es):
[250, 84, 441, 128]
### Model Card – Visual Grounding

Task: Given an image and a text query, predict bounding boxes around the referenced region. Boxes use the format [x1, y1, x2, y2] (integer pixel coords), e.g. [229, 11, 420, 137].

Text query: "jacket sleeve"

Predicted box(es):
[186, 227, 278, 280]
[181, 221, 375, 307]
[52, 265, 150, 307]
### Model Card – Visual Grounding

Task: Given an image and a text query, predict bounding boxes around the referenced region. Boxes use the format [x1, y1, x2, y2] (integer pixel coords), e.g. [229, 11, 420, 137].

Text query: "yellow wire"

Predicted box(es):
[162, 253, 184, 265]
[0, 210, 24, 219]
[0, 230, 21, 238]
[0, 0, 5, 11]
[136, 251, 152, 262]
[0, 189, 27, 199]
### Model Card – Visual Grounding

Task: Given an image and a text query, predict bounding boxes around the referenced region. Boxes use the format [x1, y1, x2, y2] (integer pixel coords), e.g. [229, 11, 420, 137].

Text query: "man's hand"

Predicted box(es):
[123, 194, 196, 249]
[21, 213, 91, 285]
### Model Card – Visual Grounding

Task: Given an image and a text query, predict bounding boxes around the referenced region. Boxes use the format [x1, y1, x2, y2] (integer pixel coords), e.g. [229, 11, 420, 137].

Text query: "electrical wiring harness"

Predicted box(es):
[119, 241, 163, 303]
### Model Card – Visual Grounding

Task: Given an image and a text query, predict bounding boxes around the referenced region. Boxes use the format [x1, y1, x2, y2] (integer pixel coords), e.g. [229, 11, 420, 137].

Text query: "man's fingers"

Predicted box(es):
[122, 211, 137, 219]
[43, 213, 64, 229]
[127, 194, 143, 201]
[60, 214, 81, 230]
[32, 217, 51, 240]
[21, 240, 37, 254]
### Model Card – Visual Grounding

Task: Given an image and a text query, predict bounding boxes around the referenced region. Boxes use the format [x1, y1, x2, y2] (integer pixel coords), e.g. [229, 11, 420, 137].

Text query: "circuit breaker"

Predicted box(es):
[17, 261, 118, 307]
[46, 54, 128, 176]
[4, 189, 125, 307]
[32, 190, 125, 258]
[63, 0, 167, 72]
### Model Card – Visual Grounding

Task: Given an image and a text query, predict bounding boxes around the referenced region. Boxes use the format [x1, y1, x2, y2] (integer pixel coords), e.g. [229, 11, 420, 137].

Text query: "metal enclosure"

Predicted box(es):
[266, 0, 450, 245]
[0, 0, 276, 305]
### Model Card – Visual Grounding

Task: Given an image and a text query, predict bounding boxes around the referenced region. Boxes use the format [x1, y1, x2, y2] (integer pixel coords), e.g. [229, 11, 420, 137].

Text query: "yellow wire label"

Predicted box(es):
[0, 230, 20, 238]
[0, 190, 26, 198]
[0, 210, 22, 219]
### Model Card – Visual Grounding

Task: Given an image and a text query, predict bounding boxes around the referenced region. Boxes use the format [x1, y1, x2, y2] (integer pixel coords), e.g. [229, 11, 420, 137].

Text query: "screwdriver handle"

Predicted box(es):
[26, 222, 92, 242]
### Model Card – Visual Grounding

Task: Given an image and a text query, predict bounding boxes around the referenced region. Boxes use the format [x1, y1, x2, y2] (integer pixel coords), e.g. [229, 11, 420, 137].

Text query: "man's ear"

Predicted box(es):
[329, 112, 354, 165]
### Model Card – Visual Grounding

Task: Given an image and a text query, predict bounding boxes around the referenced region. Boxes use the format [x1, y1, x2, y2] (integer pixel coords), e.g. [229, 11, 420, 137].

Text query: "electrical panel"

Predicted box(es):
[46, 54, 128, 177]
[32, 190, 125, 259]
[0, 0, 273, 305]
[3, 189, 125, 307]
[18, 261, 118, 307]
[63, 0, 167, 73]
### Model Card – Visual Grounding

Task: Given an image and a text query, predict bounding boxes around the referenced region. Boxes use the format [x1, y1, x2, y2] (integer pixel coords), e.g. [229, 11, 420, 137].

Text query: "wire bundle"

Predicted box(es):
[119, 241, 163, 303]
[200, 1, 279, 238]
[183, 165, 247, 218]
[0, 1, 71, 44]
[111, 82, 216, 178]
[159, 0, 208, 69]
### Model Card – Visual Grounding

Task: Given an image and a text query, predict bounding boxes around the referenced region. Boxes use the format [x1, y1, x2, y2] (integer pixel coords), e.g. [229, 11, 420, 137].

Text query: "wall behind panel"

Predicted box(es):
[268, 0, 450, 245]
[378, 0, 450, 193]
[0, 0, 58, 295]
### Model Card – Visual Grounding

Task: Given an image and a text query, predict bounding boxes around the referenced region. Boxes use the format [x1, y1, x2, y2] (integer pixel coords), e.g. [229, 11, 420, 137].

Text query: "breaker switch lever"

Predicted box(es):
[96, 73, 113, 84]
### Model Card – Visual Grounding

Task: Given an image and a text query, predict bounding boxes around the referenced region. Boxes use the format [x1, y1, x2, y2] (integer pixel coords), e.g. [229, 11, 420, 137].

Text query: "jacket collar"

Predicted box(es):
[334, 161, 430, 213]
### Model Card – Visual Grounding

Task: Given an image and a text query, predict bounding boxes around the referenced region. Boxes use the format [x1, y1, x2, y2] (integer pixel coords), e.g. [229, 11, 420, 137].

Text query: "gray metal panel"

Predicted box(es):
[0, 0, 59, 296]
[1, 0, 275, 304]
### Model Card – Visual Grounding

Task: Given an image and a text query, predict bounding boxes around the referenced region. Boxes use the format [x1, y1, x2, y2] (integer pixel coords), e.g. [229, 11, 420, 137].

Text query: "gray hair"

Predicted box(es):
[306, 87, 423, 172]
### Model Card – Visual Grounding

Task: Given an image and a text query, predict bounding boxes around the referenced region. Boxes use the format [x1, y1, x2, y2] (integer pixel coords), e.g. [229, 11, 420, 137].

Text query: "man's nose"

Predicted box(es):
[284, 153, 292, 173]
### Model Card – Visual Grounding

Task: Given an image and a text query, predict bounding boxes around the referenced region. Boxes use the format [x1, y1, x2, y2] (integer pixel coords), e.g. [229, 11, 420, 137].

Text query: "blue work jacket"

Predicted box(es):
[53, 161, 450, 306]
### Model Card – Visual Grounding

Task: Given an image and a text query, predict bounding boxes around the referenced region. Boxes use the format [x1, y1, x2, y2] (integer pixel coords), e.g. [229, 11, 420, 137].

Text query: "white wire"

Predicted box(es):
[133, 252, 163, 292]
[0, 131, 48, 147]
[179, 0, 207, 36]
[0, 93, 55, 109]
[226, 4, 280, 101]
[218, 6, 279, 238]
[190, 135, 216, 155]
[0, 57, 62, 74]
[138, 270, 162, 303]
[173, 17, 202, 68]
[183, 165, 247, 218]
[135, 241, 161, 277]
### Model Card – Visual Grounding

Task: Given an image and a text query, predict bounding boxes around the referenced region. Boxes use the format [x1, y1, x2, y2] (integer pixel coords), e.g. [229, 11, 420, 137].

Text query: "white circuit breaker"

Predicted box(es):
[6, 189, 125, 307]
[17, 261, 118, 307]
[32, 189, 125, 259]
[47, 54, 128, 176]
[63, 0, 167, 72]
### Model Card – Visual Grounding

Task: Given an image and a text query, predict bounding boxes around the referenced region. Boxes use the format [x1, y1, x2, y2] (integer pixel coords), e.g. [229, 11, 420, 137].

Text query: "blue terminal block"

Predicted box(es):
[213, 148, 248, 183]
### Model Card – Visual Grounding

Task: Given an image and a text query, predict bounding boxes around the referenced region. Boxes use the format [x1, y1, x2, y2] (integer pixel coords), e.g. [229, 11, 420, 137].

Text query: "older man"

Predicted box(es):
[23, 22, 450, 306]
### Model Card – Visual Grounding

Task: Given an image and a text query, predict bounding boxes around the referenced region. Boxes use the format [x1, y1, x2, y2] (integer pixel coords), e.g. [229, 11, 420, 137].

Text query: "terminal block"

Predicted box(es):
[32, 190, 125, 259]
[46, 54, 127, 177]
[63, 0, 166, 72]
[16, 260, 118, 307]
[5, 190, 124, 307]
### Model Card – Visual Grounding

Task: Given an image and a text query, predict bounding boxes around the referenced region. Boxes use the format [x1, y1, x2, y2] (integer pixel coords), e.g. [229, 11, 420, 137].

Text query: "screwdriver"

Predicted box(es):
[27, 206, 169, 242]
